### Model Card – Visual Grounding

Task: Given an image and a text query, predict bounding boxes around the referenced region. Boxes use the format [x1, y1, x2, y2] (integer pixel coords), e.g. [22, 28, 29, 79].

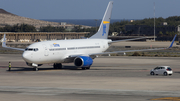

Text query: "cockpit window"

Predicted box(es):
[25, 48, 33, 51]
[34, 48, 38, 51]
[25, 48, 38, 51]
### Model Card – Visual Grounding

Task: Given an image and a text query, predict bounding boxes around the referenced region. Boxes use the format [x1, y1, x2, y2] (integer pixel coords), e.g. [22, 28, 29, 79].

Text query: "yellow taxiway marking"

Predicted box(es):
[152, 97, 180, 100]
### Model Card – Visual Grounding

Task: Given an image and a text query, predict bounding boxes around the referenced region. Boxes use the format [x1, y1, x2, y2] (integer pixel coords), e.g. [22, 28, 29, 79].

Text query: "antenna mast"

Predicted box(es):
[154, 2, 156, 41]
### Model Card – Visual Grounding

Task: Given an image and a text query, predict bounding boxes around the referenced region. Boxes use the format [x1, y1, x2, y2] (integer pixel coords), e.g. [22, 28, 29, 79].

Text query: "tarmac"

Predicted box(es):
[0, 54, 180, 101]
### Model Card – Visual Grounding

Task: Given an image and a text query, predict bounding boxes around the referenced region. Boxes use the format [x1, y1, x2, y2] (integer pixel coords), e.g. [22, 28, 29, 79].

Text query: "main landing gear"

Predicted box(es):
[82, 66, 90, 70]
[53, 63, 62, 69]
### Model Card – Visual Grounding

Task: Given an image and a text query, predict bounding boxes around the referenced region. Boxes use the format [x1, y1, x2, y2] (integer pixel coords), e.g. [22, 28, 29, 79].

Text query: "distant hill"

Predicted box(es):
[0, 8, 14, 15]
[0, 9, 65, 29]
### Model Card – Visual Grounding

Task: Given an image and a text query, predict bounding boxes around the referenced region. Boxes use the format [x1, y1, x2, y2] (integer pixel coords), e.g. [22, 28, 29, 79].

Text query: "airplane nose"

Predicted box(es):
[22, 52, 31, 62]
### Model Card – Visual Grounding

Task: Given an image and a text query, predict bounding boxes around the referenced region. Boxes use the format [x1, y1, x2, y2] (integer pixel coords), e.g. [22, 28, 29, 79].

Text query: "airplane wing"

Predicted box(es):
[2, 34, 24, 51]
[65, 34, 176, 61]
[109, 37, 149, 44]
[89, 34, 177, 56]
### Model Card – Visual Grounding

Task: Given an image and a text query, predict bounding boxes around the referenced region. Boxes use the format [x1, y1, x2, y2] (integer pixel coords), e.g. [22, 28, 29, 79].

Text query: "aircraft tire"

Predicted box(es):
[82, 67, 86, 70]
[33, 67, 38, 71]
[86, 67, 90, 69]
[53, 63, 57, 69]
[57, 63, 62, 69]
[53, 63, 62, 69]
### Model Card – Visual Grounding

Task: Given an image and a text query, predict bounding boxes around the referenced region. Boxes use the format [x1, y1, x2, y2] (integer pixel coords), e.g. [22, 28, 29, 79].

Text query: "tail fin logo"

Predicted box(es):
[102, 24, 106, 36]
[102, 21, 110, 36]
[103, 21, 110, 24]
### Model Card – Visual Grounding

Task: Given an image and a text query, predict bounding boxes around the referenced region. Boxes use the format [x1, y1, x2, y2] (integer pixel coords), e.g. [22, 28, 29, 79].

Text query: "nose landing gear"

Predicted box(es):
[32, 63, 38, 71]
[33, 67, 38, 71]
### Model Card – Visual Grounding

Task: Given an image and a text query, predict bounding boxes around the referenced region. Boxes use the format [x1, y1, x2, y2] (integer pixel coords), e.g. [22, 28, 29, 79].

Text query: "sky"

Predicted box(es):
[0, 0, 180, 20]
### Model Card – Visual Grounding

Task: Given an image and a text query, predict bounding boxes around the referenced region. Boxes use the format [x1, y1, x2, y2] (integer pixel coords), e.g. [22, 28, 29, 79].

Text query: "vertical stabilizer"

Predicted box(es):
[90, 1, 113, 39]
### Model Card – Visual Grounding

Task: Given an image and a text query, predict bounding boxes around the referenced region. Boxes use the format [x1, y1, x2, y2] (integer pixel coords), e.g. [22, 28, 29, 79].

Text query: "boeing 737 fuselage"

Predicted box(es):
[23, 39, 111, 68]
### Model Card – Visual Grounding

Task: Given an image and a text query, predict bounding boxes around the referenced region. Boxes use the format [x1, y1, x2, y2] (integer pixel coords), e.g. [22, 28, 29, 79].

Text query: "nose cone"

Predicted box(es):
[22, 52, 32, 63]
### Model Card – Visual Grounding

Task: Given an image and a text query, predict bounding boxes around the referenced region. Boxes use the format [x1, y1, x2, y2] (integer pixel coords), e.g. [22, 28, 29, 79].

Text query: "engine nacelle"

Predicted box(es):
[74, 56, 93, 67]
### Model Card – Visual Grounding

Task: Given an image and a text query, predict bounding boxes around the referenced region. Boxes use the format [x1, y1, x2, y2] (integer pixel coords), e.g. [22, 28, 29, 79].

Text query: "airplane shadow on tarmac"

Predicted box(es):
[6, 67, 36, 71]
[7, 66, 149, 72]
[7, 66, 85, 72]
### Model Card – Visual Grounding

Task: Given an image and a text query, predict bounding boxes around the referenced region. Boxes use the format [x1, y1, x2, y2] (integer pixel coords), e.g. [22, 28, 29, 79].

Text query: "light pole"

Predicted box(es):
[154, 2, 156, 41]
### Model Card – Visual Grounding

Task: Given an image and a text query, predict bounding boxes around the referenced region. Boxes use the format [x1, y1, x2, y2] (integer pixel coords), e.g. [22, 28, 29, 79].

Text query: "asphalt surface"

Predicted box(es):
[0, 54, 180, 101]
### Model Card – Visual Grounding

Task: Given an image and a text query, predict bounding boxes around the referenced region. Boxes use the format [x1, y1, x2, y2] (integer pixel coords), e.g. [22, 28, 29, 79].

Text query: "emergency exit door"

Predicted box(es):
[43, 44, 49, 56]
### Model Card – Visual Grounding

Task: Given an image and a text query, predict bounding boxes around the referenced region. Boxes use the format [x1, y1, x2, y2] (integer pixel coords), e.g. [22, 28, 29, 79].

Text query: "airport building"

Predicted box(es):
[0, 32, 89, 42]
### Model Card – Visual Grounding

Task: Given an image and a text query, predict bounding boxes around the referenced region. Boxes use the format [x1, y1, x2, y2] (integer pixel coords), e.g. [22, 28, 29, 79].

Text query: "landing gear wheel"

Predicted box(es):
[53, 63, 62, 69]
[53, 63, 57, 69]
[33, 67, 38, 71]
[86, 67, 90, 69]
[57, 63, 62, 69]
[82, 67, 86, 70]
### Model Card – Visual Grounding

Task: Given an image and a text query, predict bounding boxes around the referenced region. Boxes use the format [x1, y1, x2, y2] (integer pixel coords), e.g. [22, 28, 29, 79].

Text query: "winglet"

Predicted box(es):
[168, 34, 177, 48]
[2, 34, 7, 47]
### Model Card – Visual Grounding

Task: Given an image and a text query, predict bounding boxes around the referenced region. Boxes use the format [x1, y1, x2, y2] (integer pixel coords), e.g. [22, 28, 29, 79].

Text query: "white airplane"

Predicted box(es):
[2, 1, 177, 71]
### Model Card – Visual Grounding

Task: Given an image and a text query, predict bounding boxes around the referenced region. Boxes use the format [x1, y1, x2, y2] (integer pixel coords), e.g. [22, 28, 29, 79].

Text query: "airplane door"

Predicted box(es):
[43, 44, 49, 56]
[101, 41, 105, 48]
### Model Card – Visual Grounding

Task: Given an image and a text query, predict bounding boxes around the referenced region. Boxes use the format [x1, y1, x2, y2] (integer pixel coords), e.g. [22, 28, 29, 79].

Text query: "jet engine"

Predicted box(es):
[74, 56, 93, 67]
